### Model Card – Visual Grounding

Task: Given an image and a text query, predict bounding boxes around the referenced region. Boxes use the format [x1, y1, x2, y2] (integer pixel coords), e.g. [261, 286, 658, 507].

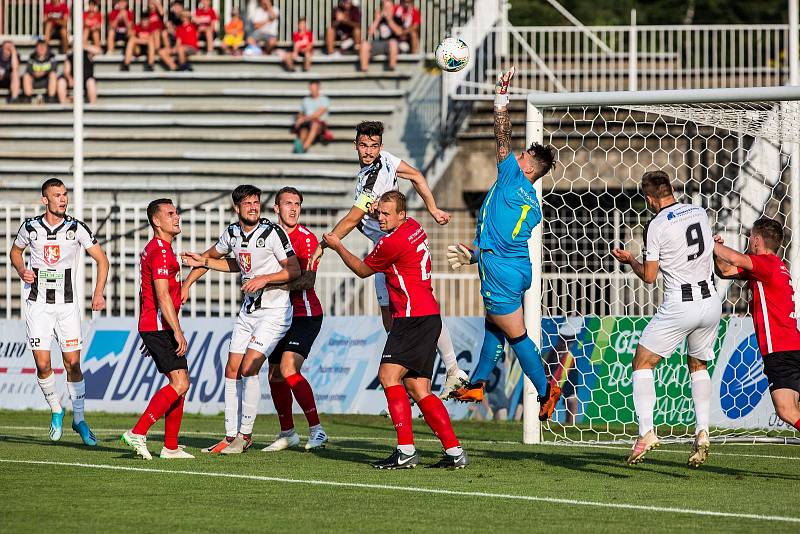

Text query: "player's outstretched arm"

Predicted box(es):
[323, 232, 375, 278]
[86, 243, 109, 311]
[181, 252, 239, 273]
[266, 270, 316, 291]
[494, 66, 515, 163]
[397, 161, 450, 225]
[181, 246, 230, 303]
[611, 248, 658, 284]
[312, 206, 366, 267]
[447, 243, 477, 270]
[8, 244, 35, 284]
[712, 235, 751, 278]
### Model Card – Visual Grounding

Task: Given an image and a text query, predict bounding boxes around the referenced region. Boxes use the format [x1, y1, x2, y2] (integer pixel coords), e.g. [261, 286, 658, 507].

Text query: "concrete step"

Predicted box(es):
[91, 54, 423, 76]
[0, 103, 396, 122]
[90, 90, 405, 106]
[0, 151, 361, 174]
[92, 70, 412, 92]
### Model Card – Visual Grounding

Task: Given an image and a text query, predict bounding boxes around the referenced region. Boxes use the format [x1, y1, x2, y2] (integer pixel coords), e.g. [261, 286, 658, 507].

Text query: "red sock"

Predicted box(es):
[163, 395, 185, 450]
[794, 418, 800, 432]
[418, 394, 460, 450]
[269, 379, 295, 432]
[384, 384, 414, 446]
[132, 385, 179, 436]
[285, 373, 320, 427]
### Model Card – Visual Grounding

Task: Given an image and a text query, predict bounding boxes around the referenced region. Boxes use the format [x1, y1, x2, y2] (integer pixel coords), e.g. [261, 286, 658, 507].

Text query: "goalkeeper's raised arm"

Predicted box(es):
[494, 66, 515, 163]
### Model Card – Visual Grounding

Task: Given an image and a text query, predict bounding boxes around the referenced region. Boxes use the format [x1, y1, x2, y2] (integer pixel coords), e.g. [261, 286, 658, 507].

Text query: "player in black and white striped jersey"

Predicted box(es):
[8, 178, 109, 446]
[611, 171, 722, 468]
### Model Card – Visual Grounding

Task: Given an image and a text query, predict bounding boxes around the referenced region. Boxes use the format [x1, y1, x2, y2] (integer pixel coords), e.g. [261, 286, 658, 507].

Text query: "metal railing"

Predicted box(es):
[452, 24, 791, 97]
[2, 201, 672, 319]
[1, 0, 476, 54]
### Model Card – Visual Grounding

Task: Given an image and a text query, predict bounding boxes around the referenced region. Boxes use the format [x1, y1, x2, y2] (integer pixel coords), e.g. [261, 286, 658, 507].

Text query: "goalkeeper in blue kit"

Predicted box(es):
[446, 66, 561, 421]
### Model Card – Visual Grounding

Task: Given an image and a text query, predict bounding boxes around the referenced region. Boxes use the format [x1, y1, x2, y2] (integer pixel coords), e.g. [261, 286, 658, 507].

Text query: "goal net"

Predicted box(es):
[525, 87, 800, 444]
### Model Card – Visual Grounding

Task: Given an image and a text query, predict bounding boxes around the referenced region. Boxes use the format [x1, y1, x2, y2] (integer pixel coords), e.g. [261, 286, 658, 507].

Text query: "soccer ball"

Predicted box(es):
[435, 37, 469, 73]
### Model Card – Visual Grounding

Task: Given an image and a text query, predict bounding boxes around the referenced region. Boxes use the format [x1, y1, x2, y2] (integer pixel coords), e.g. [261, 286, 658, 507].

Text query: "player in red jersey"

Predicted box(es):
[324, 191, 468, 469]
[121, 199, 193, 460]
[713, 218, 800, 432]
[261, 187, 328, 451]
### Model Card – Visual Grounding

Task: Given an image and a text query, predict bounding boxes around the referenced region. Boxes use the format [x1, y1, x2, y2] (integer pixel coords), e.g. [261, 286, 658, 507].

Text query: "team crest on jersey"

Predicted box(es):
[239, 252, 252, 273]
[30, 230, 38, 240]
[256, 238, 265, 248]
[43, 244, 61, 265]
[66, 230, 76, 240]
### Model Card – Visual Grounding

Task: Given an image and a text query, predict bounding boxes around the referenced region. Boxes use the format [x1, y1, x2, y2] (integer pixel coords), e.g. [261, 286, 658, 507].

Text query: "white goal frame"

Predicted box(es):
[522, 85, 800, 444]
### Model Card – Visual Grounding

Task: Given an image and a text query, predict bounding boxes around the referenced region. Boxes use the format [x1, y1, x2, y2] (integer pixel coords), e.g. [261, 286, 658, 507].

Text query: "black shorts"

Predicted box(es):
[32, 75, 51, 89]
[763, 350, 800, 393]
[140, 330, 188, 375]
[0, 76, 10, 89]
[268, 315, 323, 364]
[381, 315, 442, 380]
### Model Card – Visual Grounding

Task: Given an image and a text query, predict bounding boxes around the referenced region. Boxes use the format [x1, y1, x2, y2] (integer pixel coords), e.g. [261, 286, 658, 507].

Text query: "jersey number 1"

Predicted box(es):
[685, 222, 705, 261]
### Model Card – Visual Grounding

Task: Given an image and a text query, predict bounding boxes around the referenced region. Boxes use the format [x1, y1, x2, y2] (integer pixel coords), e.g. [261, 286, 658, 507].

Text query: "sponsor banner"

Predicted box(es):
[0, 316, 790, 430]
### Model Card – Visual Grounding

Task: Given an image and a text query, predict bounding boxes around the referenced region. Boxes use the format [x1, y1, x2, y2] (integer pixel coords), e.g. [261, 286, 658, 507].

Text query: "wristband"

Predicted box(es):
[204, 258, 209, 268]
[494, 93, 509, 108]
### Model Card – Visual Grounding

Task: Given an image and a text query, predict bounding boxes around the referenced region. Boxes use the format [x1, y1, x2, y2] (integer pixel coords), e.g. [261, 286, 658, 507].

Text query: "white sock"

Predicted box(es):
[445, 446, 463, 456]
[66, 380, 85, 424]
[397, 444, 416, 455]
[632, 368, 656, 437]
[224, 378, 241, 438]
[37, 372, 62, 413]
[437, 323, 459, 373]
[690, 369, 712, 434]
[240, 375, 260, 435]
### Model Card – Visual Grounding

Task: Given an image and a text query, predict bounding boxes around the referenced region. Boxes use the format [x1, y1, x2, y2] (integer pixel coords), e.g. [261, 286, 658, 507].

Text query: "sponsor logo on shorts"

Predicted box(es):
[720, 333, 769, 419]
[249, 336, 263, 347]
[239, 252, 252, 273]
[65, 338, 80, 348]
[382, 354, 391, 358]
[43, 244, 61, 266]
[288, 341, 300, 346]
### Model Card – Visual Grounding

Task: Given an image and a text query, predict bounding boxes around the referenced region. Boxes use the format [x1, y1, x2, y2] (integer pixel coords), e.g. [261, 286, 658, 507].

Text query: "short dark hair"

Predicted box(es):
[41, 178, 65, 196]
[751, 218, 784, 252]
[298, 16, 306, 22]
[88, 0, 98, 5]
[379, 191, 406, 213]
[36, 39, 46, 46]
[147, 198, 173, 229]
[641, 170, 674, 199]
[309, 79, 321, 86]
[275, 187, 303, 204]
[526, 142, 557, 178]
[355, 121, 384, 142]
[231, 184, 261, 205]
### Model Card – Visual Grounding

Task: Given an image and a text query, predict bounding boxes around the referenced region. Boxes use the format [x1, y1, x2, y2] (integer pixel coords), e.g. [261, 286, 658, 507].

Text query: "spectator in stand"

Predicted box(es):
[0, 40, 21, 103]
[57, 44, 100, 105]
[221, 8, 245, 56]
[146, 0, 167, 50]
[193, 0, 219, 55]
[292, 80, 331, 154]
[326, 0, 361, 55]
[393, 0, 420, 53]
[285, 16, 314, 71]
[43, 0, 70, 54]
[121, 8, 159, 71]
[22, 39, 58, 103]
[163, 11, 199, 71]
[83, 0, 103, 49]
[107, 0, 135, 55]
[250, 0, 279, 54]
[243, 36, 264, 56]
[360, 0, 401, 72]
[166, 1, 185, 48]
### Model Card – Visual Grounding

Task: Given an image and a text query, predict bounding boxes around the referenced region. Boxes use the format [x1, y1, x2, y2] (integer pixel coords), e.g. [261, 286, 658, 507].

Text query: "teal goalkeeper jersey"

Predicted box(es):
[474, 154, 542, 259]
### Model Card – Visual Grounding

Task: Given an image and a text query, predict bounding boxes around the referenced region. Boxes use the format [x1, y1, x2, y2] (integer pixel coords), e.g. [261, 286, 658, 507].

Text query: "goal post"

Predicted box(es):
[523, 85, 800, 444]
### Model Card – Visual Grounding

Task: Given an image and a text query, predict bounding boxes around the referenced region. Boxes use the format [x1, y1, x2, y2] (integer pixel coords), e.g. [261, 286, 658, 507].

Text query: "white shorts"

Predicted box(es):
[25, 301, 82, 352]
[638, 296, 722, 361]
[229, 306, 292, 356]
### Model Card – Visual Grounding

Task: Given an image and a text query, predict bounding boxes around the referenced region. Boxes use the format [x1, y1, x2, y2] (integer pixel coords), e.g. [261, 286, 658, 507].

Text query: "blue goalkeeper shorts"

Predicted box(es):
[477, 251, 532, 316]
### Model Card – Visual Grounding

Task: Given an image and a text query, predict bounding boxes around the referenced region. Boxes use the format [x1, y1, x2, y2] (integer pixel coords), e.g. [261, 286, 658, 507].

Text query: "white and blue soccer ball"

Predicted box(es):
[435, 37, 469, 72]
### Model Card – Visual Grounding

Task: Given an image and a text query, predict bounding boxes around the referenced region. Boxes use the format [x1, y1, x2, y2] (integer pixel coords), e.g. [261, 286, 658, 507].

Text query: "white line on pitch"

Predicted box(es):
[2, 425, 800, 461]
[1, 459, 799, 524]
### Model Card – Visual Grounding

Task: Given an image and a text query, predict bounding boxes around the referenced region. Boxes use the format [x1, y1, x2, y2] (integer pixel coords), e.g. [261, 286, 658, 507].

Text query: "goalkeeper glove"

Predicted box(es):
[494, 65, 515, 109]
[447, 244, 477, 270]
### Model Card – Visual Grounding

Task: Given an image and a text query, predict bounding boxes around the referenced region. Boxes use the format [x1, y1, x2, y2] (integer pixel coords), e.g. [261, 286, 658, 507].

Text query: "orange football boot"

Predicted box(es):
[448, 382, 486, 403]
[537, 382, 562, 421]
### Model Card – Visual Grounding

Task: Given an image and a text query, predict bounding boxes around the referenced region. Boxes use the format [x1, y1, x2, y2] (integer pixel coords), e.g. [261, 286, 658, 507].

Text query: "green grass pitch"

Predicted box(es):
[1, 410, 799, 533]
